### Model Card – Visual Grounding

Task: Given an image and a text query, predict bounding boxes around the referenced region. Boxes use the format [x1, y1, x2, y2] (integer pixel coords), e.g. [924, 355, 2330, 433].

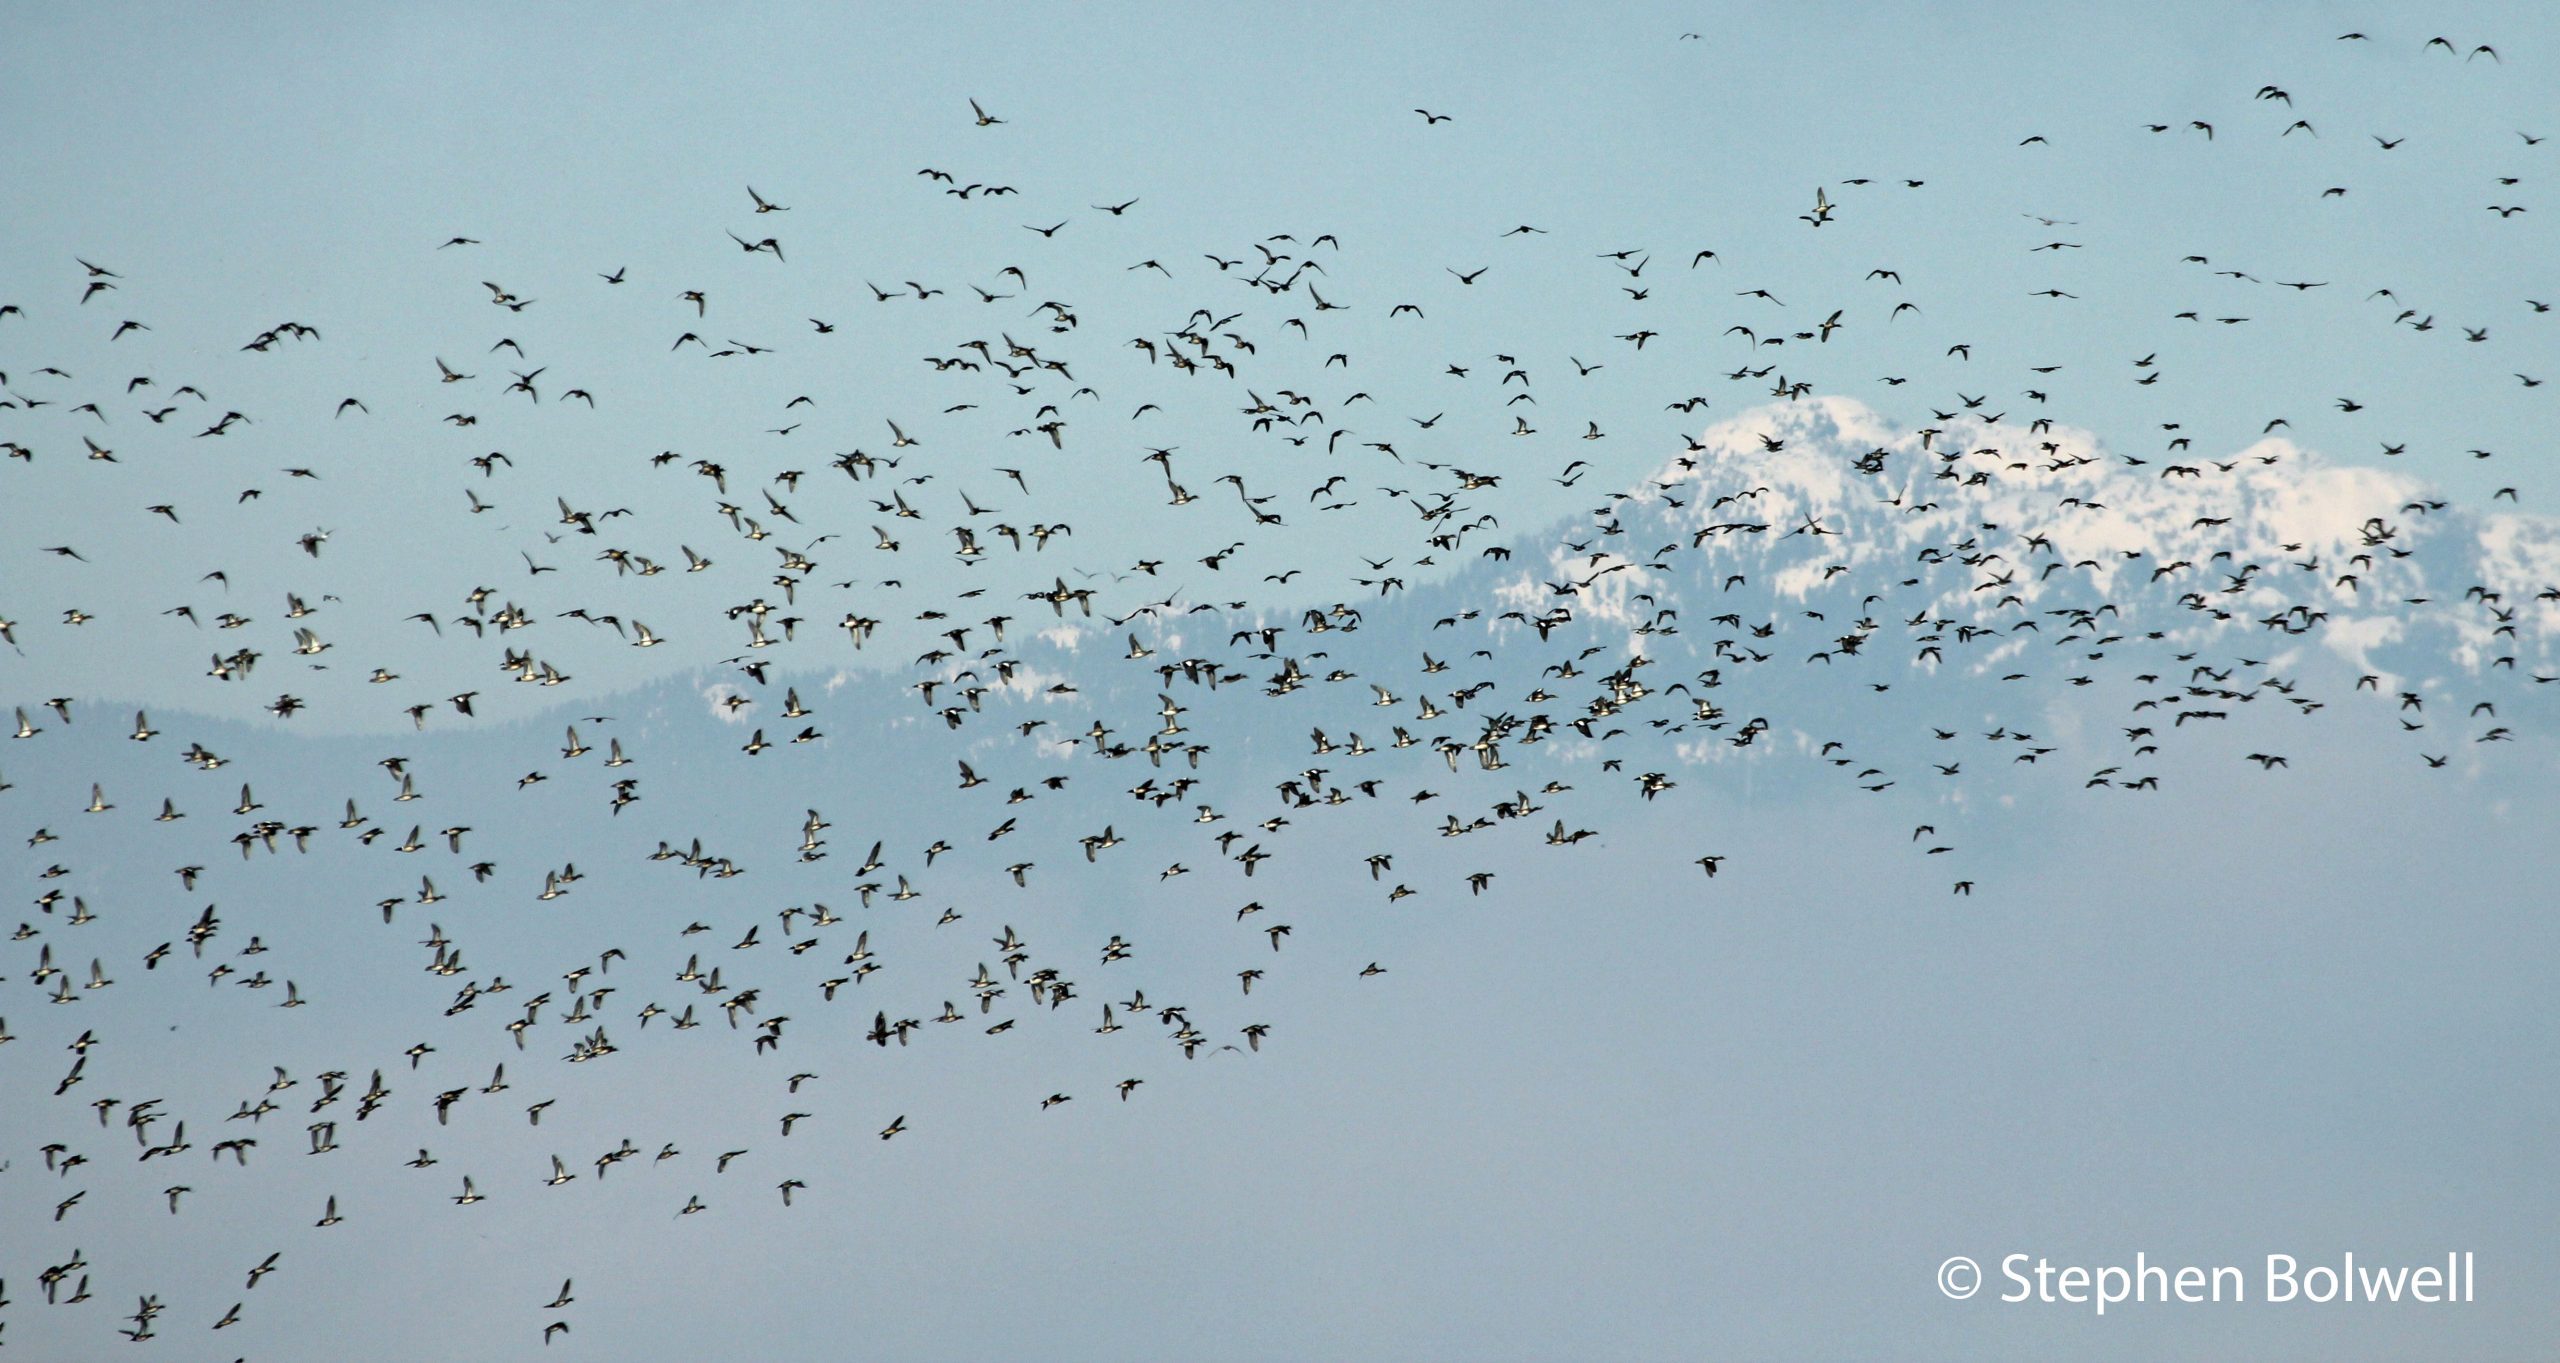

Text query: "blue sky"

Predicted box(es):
[2, 3, 2556, 1359]
[5, 1, 2554, 722]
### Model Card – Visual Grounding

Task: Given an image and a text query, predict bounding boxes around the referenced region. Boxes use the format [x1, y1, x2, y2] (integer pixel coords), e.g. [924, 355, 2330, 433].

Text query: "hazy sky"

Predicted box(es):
[6, 0, 2554, 727]
[2, 4, 2554, 1359]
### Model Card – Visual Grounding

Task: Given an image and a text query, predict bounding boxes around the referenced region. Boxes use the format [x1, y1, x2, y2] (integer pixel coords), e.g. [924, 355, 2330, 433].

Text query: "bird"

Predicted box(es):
[0, 25, 2544, 1360]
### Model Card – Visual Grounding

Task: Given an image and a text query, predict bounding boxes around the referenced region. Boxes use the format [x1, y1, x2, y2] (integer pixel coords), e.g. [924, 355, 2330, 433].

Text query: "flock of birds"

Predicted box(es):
[1, 24, 2552, 1355]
